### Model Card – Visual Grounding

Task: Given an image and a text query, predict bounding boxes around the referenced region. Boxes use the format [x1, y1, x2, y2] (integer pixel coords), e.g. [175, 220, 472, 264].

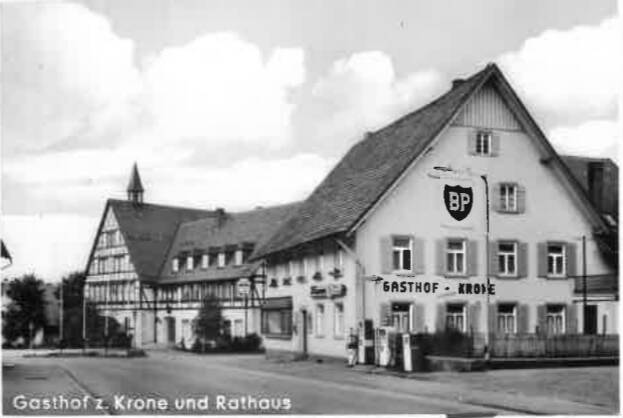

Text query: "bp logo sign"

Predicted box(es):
[443, 184, 473, 221]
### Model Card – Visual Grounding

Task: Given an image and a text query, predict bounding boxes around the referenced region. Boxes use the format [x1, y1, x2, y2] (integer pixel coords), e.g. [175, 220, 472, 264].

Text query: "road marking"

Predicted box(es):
[62, 367, 114, 416]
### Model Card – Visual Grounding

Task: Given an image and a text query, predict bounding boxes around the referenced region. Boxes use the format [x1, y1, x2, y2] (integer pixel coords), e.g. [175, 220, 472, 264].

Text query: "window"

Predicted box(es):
[172, 258, 179, 273]
[312, 253, 323, 273]
[186, 256, 194, 271]
[500, 183, 517, 212]
[392, 237, 412, 272]
[391, 303, 411, 333]
[497, 304, 516, 334]
[547, 244, 565, 277]
[217, 252, 226, 268]
[201, 254, 209, 269]
[261, 309, 293, 336]
[334, 303, 344, 337]
[446, 239, 466, 275]
[307, 311, 313, 334]
[546, 305, 565, 334]
[234, 250, 243, 266]
[285, 261, 292, 278]
[498, 242, 517, 276]
[315, 304, 325, 336]
[446, 304, 466, 332]
[475, 131, 492, 155]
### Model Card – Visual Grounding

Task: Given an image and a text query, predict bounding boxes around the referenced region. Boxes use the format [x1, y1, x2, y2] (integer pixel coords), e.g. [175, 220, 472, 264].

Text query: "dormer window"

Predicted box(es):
[476, 131, 492, 155]
[217, 252, 226, 268]
[186, 256, 194, 271]
[201, 254, 209, 269]
[172, 258, 179, 273]
[234, 250, 243, 266]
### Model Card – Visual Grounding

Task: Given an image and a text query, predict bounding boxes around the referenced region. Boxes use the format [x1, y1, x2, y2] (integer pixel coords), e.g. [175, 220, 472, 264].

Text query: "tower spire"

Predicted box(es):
[127, 162, 144, 204]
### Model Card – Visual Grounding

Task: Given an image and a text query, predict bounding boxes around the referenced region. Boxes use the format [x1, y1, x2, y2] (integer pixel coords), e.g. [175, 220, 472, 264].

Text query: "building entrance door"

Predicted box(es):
[584, 305, 598, 334]
[166, 317, 176, 344]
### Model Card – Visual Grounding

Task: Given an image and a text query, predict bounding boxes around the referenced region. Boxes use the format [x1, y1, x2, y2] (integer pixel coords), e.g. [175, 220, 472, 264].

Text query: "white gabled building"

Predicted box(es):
[252, 63, 618, 360]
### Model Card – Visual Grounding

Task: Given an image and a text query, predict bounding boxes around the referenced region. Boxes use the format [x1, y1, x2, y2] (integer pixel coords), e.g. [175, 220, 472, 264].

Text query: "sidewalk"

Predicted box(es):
[350, 363, 618, 414]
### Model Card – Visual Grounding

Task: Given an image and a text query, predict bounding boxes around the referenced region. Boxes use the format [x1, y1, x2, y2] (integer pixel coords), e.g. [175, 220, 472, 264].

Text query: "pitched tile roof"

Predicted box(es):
[158, 202, 301, 284]
[108, 199, 214, 280]
[253, 65, 494, 258]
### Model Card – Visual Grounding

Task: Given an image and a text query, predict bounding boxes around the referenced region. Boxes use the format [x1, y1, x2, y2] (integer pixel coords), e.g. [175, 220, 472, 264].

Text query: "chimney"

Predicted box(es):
[215, 207, 226, 227]
[587, 161, 604, 212]
[452, 78, 465, 89]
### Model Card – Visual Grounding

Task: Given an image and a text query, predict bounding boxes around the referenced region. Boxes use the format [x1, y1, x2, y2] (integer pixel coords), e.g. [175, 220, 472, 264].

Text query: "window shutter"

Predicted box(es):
[488, 303, 497, 336]
[536, 304, 546, 335]
[412, 303, 425, 333]
[516, 184, 526, 213]
[468, 130, 477, 155]
[467, 240, 478, 277]
[489, 240, 499, 277]
[537, 242, 548, 278]
[435, 303, 446, 331]
[566, 304, 578, 334]
[468, 302, 480, 333]
[518, 304, 529, 333]
[492, 183, 502, 212]
[565, 242, 577, 278]
[491, 132, 501, 156]
[412, 237, 425, 274]
[435, 239, 446, 276]
[517, 242, 528, 278]
[379, 302, 390, 327]
[380, 237, 392, 274]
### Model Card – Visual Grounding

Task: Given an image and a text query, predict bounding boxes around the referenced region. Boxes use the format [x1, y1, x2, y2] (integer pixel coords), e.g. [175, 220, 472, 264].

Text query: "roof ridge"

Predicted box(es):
[108, 198, 213, 213]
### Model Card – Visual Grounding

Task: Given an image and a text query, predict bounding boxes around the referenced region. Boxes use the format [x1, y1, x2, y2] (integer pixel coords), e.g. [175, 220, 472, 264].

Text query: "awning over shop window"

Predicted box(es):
[263, 296, 292, 310]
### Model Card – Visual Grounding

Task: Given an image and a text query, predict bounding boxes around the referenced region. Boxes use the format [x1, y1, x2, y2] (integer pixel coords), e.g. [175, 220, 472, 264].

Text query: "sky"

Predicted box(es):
[1, 0, 620, 281]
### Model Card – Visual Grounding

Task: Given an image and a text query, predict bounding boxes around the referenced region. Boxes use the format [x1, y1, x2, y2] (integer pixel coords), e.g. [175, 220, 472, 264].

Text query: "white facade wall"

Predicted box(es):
[262, 249, 358, 358]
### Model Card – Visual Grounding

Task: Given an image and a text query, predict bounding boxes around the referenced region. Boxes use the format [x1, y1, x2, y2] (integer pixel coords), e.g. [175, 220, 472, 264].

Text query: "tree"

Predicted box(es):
[2, 274, 47, 346]
[54, 271, 87, 347]
[193, 294, 224, 348]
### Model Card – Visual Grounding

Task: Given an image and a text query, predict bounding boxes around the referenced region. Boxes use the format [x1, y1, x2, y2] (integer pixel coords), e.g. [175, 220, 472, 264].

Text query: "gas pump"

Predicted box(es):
[358, 320, 374, 364]
[402, 333, 412, 372]
[375, 327, 392, 367]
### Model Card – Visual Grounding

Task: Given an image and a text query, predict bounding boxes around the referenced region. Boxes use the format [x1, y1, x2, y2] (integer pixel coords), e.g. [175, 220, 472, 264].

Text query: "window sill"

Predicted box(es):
[333, 335, 344, 340]
[545, 275, 567, 280]
[315, 334, 325, 339]
[444, 273, 468, 278]
[263, 333, 292, 340]
[497, 274, 519, 279]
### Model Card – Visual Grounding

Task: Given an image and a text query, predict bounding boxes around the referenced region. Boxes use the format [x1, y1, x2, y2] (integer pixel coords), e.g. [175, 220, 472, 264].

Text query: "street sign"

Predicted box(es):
[237, 278, 251, 297]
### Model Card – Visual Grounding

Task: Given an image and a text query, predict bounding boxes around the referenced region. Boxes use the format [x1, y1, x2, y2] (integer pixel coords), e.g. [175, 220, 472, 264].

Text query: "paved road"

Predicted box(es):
[2, 350, 614, 415]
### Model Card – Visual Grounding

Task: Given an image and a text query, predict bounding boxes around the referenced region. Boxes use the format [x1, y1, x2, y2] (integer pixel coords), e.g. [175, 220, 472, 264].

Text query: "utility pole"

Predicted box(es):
[82, 284, 87, 353]
[582, 235, 587, 334]
[59, 279, 64, 345]
[480, 174, 490, 362]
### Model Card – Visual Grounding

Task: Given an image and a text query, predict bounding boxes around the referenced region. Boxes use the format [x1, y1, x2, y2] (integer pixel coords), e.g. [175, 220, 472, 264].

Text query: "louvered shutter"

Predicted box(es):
[488, 303, 497, 336]
[536, 305, 547, 335]
[380, 237, 392, 274]
[468, 130, 478, 155]
[467, 240, 478, 277]
[492, 183, 502, 212]
[435, 239, 446, 276]
[565, 242, 577, 278]
[435, 303, 446, 332]
[489, 240, 499, 277]
[517, 304, 529, 333]
[516, 184, 526, 213]
[468, 303, 480, 333]
[566, 304, 578, 334]
[517, 242, 528, 278]
[491, 132, 501, 156]
[412, 303, 425, 333]
[412, 237, 425, 274]
[537, 242, 548, 278]
[379, 302, 391, 327]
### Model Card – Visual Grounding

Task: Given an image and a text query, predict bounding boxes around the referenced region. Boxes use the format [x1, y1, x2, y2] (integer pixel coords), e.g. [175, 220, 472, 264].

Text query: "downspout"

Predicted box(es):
[334, 238, 366, 326]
